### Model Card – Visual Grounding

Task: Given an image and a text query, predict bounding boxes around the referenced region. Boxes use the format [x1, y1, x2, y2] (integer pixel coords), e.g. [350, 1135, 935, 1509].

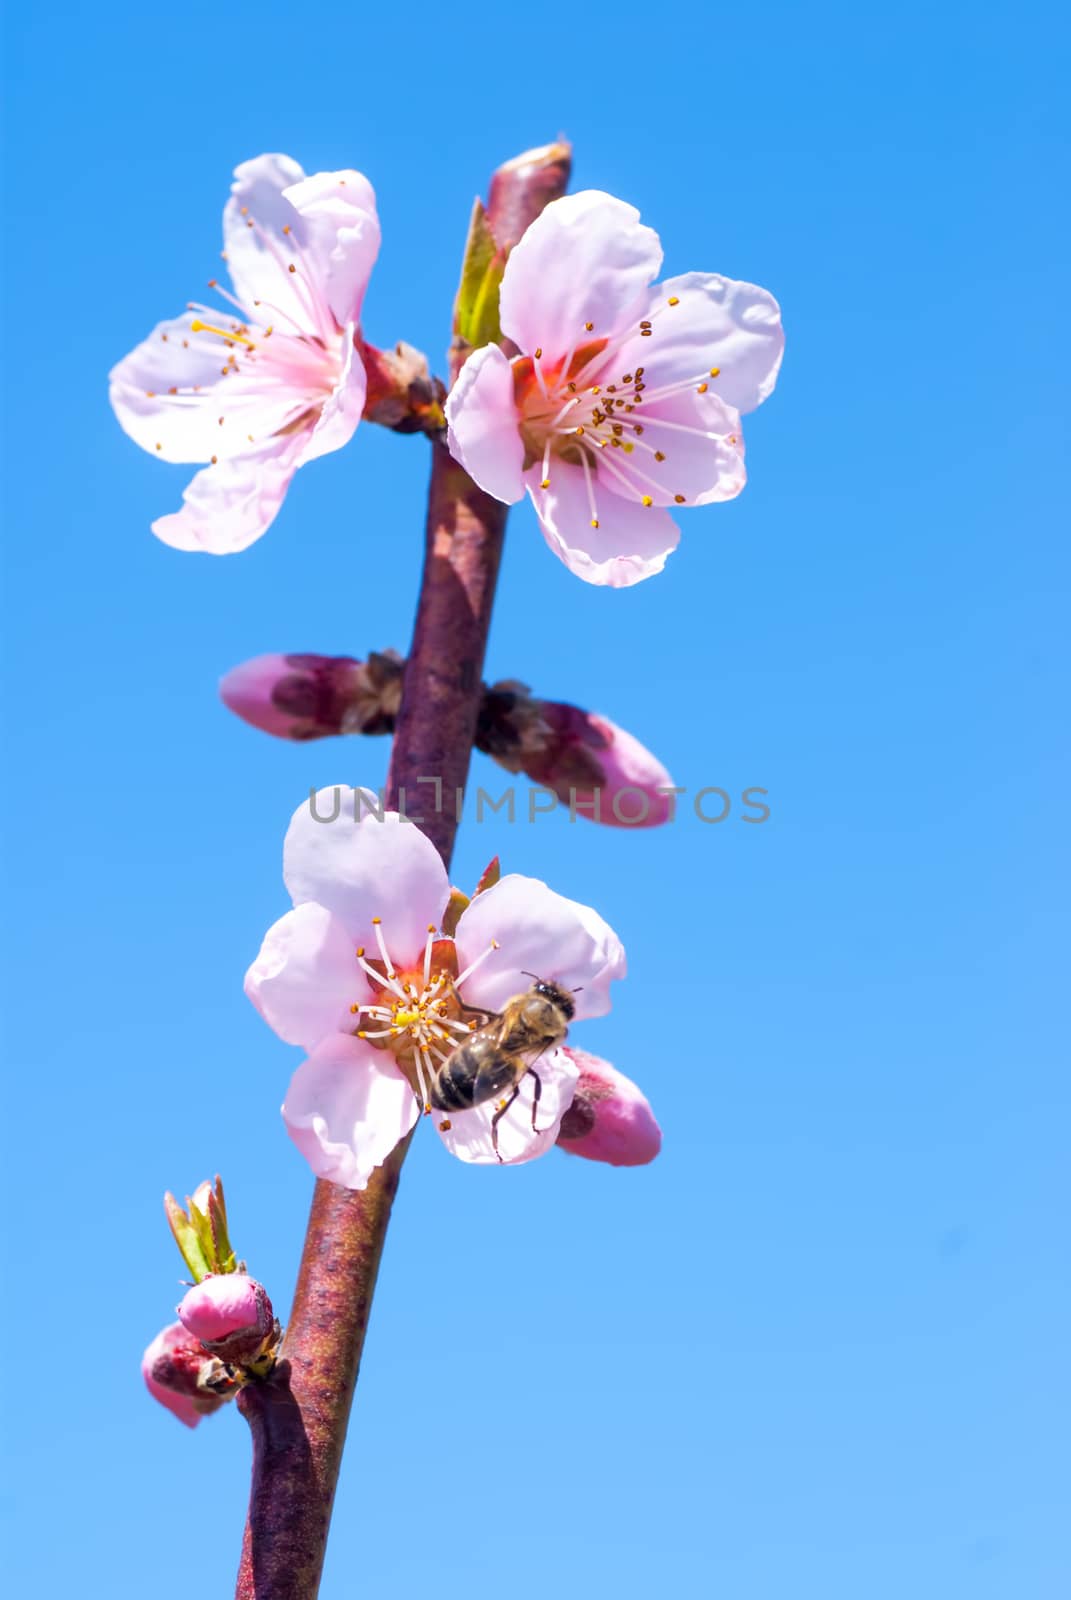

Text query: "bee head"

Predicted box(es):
[523, 974, 577, 1020]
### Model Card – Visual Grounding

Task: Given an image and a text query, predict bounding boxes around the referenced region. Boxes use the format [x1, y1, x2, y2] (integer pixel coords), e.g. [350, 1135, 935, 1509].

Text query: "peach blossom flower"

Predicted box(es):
[110, 154, 379, 552]
[245, 787, 629, 1186]
[445, 190, 783, 586]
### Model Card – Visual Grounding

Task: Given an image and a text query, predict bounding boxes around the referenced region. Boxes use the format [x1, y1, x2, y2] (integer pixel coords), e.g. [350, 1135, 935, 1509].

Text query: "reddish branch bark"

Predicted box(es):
[234, 141, 571, 1600]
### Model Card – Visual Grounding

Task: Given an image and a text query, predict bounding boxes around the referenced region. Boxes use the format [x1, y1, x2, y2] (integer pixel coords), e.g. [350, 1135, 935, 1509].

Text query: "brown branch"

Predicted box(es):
[233, 140, 570, 1600]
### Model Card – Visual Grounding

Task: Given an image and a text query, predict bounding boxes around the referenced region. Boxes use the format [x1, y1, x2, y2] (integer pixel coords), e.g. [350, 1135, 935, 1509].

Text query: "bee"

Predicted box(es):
[429, 975, 577, 1161]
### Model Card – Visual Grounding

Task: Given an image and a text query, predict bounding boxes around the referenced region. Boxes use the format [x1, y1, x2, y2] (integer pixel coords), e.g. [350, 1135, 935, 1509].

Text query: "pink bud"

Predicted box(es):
[219, 653, 364, 740]
[177, 1273, 276, 1364]
[522, 703, 676, 827]
[141, 1322, 234, 1428]
[556, 1049, 662, 1167]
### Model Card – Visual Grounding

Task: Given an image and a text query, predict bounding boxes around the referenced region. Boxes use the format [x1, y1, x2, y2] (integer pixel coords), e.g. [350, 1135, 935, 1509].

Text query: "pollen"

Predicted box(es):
[674, 494, 686, 504]
[668, 296, 680, 306]
[585, 321, 594, 331]
[541, 477, 550, 489]
[642, 494, 653, 507]
[697, 382, 708, 394]
[439, 1119, 452, 1132]
[710, 367, 720, 377]
[655, 450, 666, 461]
[590, 518, 599, 528]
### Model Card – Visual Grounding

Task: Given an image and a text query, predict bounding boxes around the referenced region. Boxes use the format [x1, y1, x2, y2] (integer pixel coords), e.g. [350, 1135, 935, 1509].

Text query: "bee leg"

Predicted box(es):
[528, 1067, 544, 1133]
[490, 1083, 523, 1163]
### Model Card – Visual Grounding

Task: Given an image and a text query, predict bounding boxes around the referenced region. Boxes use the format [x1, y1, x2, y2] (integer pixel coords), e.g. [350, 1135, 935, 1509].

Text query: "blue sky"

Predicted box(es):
[3, 2, 1068, 1595]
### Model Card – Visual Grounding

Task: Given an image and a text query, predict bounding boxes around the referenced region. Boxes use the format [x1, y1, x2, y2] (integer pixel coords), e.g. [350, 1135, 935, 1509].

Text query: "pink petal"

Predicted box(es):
[109, 312, 306, 465]
[151, 432, 308, 553]
[282, 786, 451, 967]
[555, 1048, 662, 1166]
[498, 190, 663, 357]
[614, 271, 784, 417]
[222, 154, 318, 338]
[453, 873, 625, 1021]
[283, 1034, 419, 1190]
[245, 901, 368, 1050]
[525, 462, 680, 588]
[298, 325, 366, 464]
[596, 387, 747, 508]
[444, 344, 525, 504]
[434, 1045, 579, 1166]
[282, 170, 381, 328]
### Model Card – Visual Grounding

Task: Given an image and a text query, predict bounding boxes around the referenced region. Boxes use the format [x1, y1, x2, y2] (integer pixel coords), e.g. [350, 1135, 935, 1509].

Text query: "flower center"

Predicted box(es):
[348, 918, 499, 1114]
[513, 296, 732, 526]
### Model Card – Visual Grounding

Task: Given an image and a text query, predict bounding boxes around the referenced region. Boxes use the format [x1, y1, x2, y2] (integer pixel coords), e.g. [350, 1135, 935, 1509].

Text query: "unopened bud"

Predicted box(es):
[220, 651, 404, 742]
[177, 1273, 277, 1366]
[556, 1049, 662, 1167]
[142, 1321, 236, 1428]
[478, 687, 675, 828]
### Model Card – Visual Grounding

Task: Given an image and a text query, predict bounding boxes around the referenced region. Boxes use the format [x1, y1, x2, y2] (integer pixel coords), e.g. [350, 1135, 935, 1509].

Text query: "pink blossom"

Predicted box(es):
[177, 1273, 275, 1364]
[109, 154, 380, 553]
[444, 190, 783, 587]
[245, 787, 629, 1186]
[141, 1322, 234, 1428]
[555, 1049, 662, 1166]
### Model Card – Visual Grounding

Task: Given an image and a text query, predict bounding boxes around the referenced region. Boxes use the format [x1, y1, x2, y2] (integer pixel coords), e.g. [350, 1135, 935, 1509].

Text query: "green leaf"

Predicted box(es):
[453, 200, 505, 352]
[164, 1192, 211, 1283]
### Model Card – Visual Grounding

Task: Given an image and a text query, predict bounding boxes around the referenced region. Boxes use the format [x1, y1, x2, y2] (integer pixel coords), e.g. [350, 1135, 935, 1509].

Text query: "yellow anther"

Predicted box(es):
[697, 382, 708, 394]
[191, 318, 255, 348]
[668, 296, 680, 306]
[674, 494, 686, 504]
[641, 495, 653, 507]
[710, 367, 720, 377]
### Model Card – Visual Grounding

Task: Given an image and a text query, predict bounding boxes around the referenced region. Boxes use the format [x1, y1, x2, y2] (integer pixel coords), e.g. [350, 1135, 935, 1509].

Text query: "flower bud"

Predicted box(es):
[220, 651, 404, 742]
[478, 685, 675, 827]
[177, 1272, 276, 1366]
[142, 1321, 235, 1428]
[556, 1049, 662, 1167]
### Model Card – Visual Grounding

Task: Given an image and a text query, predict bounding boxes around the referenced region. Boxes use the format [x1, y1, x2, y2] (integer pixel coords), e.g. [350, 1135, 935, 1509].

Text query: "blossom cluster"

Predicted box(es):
[111, 155, 782, 584]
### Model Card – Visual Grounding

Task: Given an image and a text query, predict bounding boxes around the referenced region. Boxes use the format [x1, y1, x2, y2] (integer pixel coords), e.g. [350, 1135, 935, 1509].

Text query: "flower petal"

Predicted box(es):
[444, 344, 525, 504]
[453, 872, 625, 1020]
[283, 1035, 419, 1190]
[244, 901, 369, 1049]
[109, 312, 307, 464]
[222, 154, 315, 337]
[615, 271, 784, 416]
[499, 190, 663, 357]
[299, 324, 366, 464]
[434, 1045, 579, 1166]
[525, 463, 680, 588]
[555, 1048, 662, 1166]
[282, 170, 381, 328]
[597, 387, 747, 508]
[283, 787, 451, 966]
[151, 432, 308, 553]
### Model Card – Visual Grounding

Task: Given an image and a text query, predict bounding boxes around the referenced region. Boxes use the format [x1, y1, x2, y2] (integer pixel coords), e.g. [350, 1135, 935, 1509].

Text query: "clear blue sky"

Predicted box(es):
[3, 3, 1068, 1595]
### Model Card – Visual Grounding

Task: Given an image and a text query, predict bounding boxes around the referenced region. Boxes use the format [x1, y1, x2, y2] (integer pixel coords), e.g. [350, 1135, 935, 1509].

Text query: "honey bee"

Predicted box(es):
[429, 975, 577, 1161]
